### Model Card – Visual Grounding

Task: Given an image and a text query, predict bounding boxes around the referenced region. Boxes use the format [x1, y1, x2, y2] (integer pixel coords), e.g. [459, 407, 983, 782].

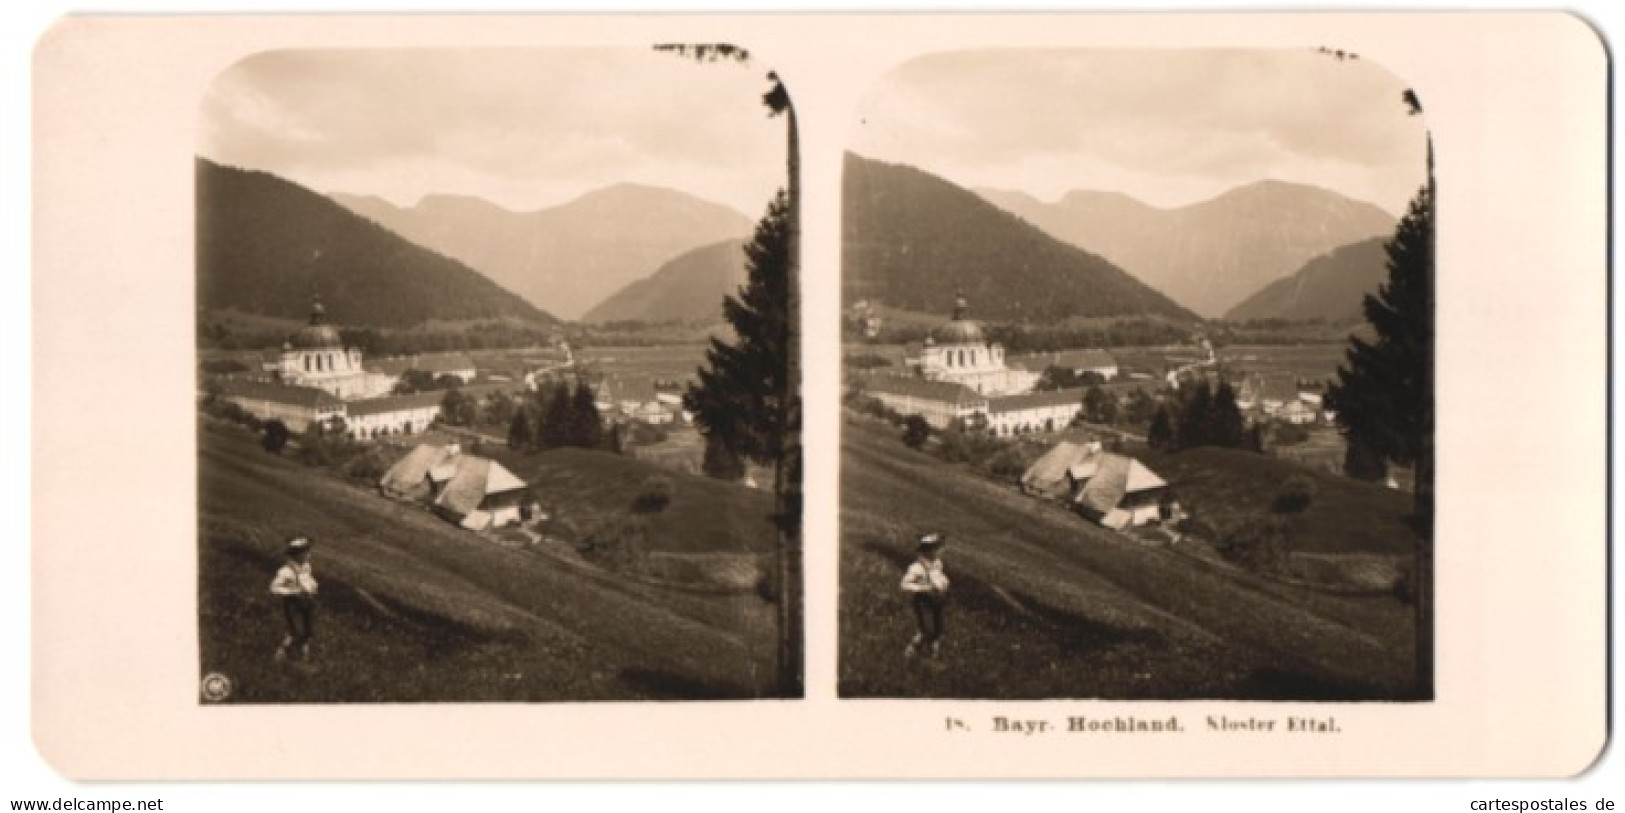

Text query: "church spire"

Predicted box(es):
[308, 292, 326, 326]
[952, 290, 968, 320]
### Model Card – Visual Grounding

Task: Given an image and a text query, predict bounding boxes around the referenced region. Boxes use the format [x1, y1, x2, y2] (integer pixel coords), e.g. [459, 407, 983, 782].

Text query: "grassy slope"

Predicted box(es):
[199, 426, 779, 702]
[484, 445, 777, 557]
[838, 417, 1417, 700]
[1130, 443, 1421, 557]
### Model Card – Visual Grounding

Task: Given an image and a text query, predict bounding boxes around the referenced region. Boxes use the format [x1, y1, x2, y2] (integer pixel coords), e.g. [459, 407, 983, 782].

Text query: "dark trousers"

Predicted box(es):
[912, 593, 945, 644]
[282, 595, 315, 650]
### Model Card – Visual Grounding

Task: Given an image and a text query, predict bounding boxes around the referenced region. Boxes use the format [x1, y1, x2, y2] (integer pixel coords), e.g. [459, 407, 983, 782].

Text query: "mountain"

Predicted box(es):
[1223, 236, 1390, 323]
[582, 239, 747, 324]
[843, 154, 1198, 324]
[332, 185, 755, 321]
[196, 159, 555, 328]
[975, 180, 1397, 318]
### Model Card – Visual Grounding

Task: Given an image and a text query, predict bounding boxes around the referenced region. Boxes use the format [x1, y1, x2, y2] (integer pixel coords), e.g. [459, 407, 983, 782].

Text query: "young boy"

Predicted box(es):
[270, 536, 319, 665]
[900, 532, 950, 659]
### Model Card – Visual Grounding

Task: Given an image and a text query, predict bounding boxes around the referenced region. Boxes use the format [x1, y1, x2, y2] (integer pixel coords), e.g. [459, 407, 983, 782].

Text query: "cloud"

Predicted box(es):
[200, 48, 787, 215]
[852, 48, 1428, 214]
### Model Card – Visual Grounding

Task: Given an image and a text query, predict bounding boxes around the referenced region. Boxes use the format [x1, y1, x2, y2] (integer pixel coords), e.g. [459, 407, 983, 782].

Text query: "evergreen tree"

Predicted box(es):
[1342, 436, 1389, 481]
[662, 44, 801, 698]
[1323, 85, 1434, 699]
[684, 191, 794, 467]
[1082, 385, 1117, 425]
[439, 388, 477, 427]
[507, 408, 532, 451]
[570, 379, 604, 449]
[1207, 378, 1248, 449]
[538, 383, 574, 449]
[1326, 177, 1433, 513]
[702, 433, 746, 481]
[1176, 380, 1213, 450]
[1147, 406, 1173, 450]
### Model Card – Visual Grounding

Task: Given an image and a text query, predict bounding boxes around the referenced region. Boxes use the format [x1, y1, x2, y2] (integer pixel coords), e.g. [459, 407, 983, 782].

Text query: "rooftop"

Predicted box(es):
[217, 379, 343, 410]
[863, 375, 986, 405]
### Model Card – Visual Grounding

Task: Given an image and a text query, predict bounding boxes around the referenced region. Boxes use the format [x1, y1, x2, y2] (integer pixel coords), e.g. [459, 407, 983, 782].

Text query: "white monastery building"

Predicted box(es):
[863, 296, 1091, 435]
[914, 294, 1039, 396]
[213, 297, 457, 440]
[277, 298, 395, 400]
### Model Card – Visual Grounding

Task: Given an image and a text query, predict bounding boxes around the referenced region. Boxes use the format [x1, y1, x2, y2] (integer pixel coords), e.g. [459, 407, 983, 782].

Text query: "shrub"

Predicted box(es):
[1272, 474, 1317, 514]
[296, 436, 335, 467]
[984, 446, 1029, 480]
[1214, 516, 1288, 574]
[261, 420, 290, 454]
[343, 446, 393, 482]
[631, 475, 675, 514]
[901, 415, 931, 449]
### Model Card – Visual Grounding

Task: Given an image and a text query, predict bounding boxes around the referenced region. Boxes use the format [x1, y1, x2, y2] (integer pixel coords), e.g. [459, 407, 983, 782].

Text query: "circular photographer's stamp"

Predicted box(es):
[200, 672, 233, 703]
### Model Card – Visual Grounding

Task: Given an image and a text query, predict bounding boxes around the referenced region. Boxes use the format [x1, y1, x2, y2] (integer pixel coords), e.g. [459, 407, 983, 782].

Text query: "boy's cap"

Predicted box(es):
[917, 532, 946, 549]
[286, 537, 313, 553]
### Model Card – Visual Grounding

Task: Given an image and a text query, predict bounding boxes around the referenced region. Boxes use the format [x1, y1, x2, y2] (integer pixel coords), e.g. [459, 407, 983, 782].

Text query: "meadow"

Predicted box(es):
[838, 417, 1419, 700]
[198, 423, 782, 703]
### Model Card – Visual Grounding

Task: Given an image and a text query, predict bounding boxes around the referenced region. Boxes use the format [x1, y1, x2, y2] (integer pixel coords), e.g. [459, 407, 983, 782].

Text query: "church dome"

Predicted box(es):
[290, 298, 344, 349]
[932, 293, 986, 344]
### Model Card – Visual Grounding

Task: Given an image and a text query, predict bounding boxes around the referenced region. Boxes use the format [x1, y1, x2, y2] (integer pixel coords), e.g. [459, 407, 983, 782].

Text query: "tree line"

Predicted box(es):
[196, 316, 559, 355]
[1146, 377, 1261, 454]
[503, 378, 613, 454]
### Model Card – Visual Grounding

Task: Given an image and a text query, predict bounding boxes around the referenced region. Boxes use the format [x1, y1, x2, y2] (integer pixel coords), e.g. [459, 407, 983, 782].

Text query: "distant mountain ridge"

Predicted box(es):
[582, 238, 747, 324]
[976, 180, 1396, 318]
[196, 159, 556, 329]
[1223, 236, 1390, 323]
[333, 183, 755, 321]
[844, 153, 1198, 324]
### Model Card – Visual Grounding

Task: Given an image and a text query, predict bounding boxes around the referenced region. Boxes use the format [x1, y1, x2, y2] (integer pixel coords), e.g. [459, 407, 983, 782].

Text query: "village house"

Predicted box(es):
[1276, 399, 1318, 425]
[1021, 440, 1169, 529]
[911, 294, 1039, 396]
[276, 297, 396, 399]
[1235, 372, 1301, 416]
[379, 443, 529, 531]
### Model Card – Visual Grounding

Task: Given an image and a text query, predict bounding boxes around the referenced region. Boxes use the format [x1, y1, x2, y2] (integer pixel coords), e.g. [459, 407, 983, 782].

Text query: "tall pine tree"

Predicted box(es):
[662, 44, 801, 698]
[1324, 85, 1434, 698]
[683, 189, 800, 695]
[1147, 406, 1173, 450]
[1176, 379, 1213, 450]
[570, 378, 604, 449]
[1207, 378, 1248, 450]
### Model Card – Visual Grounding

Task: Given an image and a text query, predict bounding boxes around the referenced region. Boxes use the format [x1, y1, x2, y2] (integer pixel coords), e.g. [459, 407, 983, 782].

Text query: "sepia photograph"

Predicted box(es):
[26, 12, 1606, 784]
[194, 46, 802, 702]
[840, 48, 1435, 701]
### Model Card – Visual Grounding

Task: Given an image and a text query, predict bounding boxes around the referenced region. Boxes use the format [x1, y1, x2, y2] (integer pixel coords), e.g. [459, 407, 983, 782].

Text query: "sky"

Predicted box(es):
[851, 49, 1429, 217]
[199, 48, 788, 217]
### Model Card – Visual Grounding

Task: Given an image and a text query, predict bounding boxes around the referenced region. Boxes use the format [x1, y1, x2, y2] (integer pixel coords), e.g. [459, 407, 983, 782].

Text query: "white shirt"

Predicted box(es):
[901, 558, 949, 594]
[270, 562, 318, 597]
